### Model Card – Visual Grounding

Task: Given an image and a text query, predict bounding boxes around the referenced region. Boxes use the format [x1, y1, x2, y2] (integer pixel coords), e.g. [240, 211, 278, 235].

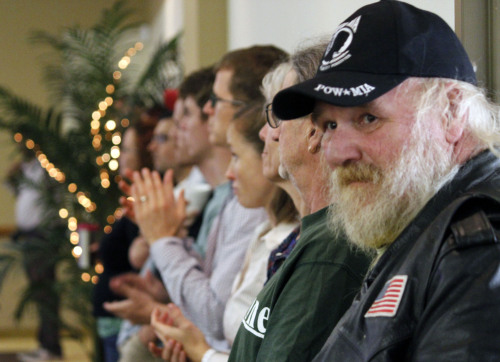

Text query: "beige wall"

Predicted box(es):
[183, 0, 228, 73]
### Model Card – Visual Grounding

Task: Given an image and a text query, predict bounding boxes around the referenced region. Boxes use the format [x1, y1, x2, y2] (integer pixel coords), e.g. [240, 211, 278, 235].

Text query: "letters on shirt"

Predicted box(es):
[242, 299, 270, 339]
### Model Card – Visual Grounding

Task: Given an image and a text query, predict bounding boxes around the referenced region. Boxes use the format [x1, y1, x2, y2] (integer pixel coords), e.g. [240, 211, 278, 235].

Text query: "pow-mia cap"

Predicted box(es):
[272, 0, 476, 120]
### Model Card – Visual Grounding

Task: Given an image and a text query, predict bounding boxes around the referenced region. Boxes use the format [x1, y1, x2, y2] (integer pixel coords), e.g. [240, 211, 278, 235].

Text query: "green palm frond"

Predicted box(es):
[130, 34, 182, 107]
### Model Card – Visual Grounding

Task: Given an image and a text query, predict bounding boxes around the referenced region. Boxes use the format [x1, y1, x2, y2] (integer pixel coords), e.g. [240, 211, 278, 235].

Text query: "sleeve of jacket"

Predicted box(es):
[257, 261, 364, 361]
[411, 208, 500, 361]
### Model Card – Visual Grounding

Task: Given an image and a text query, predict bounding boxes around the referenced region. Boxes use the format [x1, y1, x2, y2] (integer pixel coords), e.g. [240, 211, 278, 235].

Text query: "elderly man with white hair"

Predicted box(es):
[272, 1, 500, 360]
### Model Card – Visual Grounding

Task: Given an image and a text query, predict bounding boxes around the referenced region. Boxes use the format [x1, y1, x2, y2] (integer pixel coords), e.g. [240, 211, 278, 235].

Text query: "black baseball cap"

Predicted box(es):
[272, 0, 477, 120]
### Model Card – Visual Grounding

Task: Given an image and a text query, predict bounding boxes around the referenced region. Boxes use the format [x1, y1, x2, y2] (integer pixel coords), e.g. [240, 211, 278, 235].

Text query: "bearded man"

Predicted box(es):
[272, 1, 500, 360]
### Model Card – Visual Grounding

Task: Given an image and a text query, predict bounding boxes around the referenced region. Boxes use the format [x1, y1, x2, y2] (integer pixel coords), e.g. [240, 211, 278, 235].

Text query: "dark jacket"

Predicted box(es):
[313, 150, 500, 361]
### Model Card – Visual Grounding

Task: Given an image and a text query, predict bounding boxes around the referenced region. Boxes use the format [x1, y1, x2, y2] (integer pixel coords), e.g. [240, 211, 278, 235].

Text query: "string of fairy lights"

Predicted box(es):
[13, 42, 144, 284]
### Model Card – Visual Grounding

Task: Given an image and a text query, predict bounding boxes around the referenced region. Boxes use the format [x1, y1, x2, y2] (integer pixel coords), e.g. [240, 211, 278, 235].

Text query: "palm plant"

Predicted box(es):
[0, 0, 181, 359]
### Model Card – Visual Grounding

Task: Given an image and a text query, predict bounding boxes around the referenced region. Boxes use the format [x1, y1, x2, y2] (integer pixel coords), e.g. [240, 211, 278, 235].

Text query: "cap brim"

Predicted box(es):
[273, 71, 409, 120]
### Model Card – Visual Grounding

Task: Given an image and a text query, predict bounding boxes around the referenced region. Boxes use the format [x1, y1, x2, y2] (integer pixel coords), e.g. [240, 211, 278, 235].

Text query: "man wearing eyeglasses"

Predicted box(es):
[203, 45, 288, 147]
[148, 111, 193, 183]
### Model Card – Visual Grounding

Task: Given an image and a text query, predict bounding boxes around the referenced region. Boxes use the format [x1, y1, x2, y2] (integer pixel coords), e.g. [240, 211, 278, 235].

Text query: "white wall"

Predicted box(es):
[228, 0, 455, 52]
[159, 0, 184, 41]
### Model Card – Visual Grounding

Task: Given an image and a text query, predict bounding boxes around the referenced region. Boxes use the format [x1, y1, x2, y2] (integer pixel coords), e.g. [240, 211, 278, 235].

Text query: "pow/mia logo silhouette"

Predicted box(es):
[320, 15, 361, 72]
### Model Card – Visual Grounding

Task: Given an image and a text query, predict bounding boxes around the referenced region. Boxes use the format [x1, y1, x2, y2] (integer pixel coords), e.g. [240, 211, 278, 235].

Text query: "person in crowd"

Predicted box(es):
[105, 72, 221, 362]
[147, 101, 301, 362]
[7, 147, 63, 362]
[104, 57, 272, 353]
[92, 115, 159, 362]
[203, 45, 288, 148]
[127, 104, 207, 268]
[225, 42, 372, 361]
[270, 2, 500, 360]
[173, 68, 234, 256]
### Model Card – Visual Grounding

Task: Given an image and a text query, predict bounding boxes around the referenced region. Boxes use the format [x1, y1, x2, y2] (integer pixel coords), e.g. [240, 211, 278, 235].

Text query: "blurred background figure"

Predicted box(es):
[92, 106, 159, 362]
[6, 146, 63, 361]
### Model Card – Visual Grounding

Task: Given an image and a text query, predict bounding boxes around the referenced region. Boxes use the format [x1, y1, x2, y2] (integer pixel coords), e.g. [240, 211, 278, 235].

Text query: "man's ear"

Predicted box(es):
[444, 86, 466, 145]
[307, 125, 323, 154]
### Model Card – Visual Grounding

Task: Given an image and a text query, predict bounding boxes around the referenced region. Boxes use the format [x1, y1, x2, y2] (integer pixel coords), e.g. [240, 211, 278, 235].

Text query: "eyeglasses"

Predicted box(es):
[209, 92, 246, 108]
[151, 134, 169, 144]
[265, 103, 282, 129]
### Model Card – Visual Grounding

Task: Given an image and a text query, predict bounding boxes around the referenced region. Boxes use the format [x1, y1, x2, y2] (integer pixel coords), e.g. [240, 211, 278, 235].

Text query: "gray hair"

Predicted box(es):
[408, 77, 500, 156]
[262, 37, 331, 102]
[262, 62, 292, 103]
[290, 38, 330, 83]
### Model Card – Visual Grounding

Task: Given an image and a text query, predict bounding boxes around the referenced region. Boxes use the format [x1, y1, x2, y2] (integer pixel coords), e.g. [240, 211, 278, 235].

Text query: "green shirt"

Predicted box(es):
[229, 207, 372, 361]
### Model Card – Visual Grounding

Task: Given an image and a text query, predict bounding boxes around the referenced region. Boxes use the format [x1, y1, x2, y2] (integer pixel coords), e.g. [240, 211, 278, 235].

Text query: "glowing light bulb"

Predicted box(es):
[68, 183, 77, 193]
[109, 160, 119, 171]
[110, 146, 120, 159]
[105, 120, 116, 131]
[25, 139, 35, 149]
[81, 272, 91, 282]
[92, 111, 101, 120]
[112, 133, 121, 145]
[70, 232, 79, 245]
[73, 246, 83, 257]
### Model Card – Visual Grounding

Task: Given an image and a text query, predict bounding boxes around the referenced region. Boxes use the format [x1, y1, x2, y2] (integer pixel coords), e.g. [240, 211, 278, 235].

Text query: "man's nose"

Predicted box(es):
[270, 125, 280, 142]
[322, 125, 363, 169]
[202, 100, 214, 116]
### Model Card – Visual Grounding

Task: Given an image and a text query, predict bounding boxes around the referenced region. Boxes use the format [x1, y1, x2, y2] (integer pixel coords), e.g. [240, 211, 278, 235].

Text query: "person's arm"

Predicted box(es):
[103, 284, 164, 324]
[256, 261, 364, 361]
[409, 241, 500, 361]
[103, 268, 171, 324]
[128, 235, 150, 270]
[151, 199, 267, 343]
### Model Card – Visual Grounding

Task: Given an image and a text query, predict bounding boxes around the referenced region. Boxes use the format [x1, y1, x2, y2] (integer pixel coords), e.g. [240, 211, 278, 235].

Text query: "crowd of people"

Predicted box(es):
[25, 1, 500, 361]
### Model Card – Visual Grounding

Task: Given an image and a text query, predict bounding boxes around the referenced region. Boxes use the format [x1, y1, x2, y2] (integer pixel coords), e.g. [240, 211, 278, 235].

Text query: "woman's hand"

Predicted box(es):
[150, 303, 211, 362]
[132, 168, 187, 244]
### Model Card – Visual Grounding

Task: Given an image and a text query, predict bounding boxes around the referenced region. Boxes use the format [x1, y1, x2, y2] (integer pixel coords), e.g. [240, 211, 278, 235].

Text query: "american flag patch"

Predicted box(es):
[364, 275, 407, 318]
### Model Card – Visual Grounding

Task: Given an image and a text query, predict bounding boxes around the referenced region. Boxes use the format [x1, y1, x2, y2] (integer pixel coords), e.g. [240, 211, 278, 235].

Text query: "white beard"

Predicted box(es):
[328, 118, 459, 251]
[278, 163, 289, 180]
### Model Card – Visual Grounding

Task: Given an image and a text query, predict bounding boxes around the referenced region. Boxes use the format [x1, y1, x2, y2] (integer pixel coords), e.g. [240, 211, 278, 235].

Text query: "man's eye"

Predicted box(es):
[361, 114, 377, 124]
[325, 121, 337, 131]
